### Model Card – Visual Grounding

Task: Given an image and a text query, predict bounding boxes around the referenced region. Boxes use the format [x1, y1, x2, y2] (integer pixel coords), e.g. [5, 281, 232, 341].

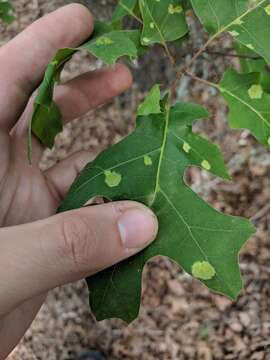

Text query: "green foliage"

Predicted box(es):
[235, 43, 270, 92]
[58, 92, 254, 322]
[0, 0, 14, 23]
[220, 69, 270, 147]
[112, 0, 138, 22]
[31, 23, 143, 148]
[191, 0, 270, 63]
[28, 0, 270, 322]
[139, 0, 188, 45]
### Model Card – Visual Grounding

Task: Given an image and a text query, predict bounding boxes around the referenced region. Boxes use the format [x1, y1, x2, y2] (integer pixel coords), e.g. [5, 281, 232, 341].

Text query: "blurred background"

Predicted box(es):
[1, 0, 270, 359]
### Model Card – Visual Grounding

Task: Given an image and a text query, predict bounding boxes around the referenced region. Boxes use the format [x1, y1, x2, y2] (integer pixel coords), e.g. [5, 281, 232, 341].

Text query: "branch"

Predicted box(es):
[203, 50, 262, 60]
[184, 70, 219, 89]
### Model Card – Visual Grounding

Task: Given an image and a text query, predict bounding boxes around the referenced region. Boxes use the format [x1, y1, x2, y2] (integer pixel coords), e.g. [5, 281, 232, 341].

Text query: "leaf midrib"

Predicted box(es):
[150, 103, 170, 206]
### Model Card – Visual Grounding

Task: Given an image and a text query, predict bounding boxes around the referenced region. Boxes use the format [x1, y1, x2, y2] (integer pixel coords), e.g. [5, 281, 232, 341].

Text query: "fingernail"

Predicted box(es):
[118, 207, 158, 249]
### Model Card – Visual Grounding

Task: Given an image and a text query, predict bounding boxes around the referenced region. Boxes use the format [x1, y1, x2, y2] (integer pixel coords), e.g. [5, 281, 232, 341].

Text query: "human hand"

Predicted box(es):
[0, 4, 158, 358]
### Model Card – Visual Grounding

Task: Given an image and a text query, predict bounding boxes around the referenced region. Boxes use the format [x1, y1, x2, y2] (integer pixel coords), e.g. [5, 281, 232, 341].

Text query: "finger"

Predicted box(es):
[0, 4, 93, 131]
[55, 63, 133, 123]
[16, 63, 133, 135]
[44, 151, 94, 200]
[0, 294, 46, 359]
[0, 202, 158, 315]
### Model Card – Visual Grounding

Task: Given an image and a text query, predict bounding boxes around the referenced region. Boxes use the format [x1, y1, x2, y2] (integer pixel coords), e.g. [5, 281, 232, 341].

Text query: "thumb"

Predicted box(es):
[0, 201, 158, 316]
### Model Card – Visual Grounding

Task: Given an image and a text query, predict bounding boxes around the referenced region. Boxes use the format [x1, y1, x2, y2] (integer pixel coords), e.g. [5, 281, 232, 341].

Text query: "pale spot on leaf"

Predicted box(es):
[142, 37, 150, 44]
[96, 36, 114, 46]
[192, 261, 216, 280]
[168, 4, 183, 14]
[233, 18, 244, 25]
[267, 136, 270, 147]
[248, 84, 263, 99]
[104, 170, 122, 187]
[150, 22, 155, 29]
[144, 155, 153, 166]
[246, 44, 255, 50]
[182, 142, 191, 153]
[201, 160, 211, 171]
[265, 4, 270, 15]
[228, 30, 239, 37]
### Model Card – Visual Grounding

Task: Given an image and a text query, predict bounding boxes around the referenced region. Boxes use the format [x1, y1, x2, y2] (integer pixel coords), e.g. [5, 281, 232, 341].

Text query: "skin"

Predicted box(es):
[0, 4, 158, 358]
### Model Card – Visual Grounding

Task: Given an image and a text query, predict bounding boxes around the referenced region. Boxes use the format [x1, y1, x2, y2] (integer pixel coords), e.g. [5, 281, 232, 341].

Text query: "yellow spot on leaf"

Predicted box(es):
[96, 36, 114, 46]
[246, 44, 255, 50]
[150, 22, 155, 29]
[142, 37, 150, 44]
[51, 60, 58, 65]
[267, 136, 270, 147]
[168, 4, 183, 14]
[104, 170, 122, 187]
[228, 30, 239, 37]
[191, 261, 216, 280]
[233, 18, 244, 25]
[183, 142, 191, 153]
[265, 4, 270, 15]
[144, 155, 153, 166]
[201, 160, 211, 171]
[248, 84, 263, 99]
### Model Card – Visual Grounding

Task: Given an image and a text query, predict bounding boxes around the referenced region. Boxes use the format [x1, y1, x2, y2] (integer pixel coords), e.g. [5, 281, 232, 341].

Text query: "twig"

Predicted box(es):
[184, 70, 219, 89]
[251, 203, 270, 223]
[203, 50, 262, 60]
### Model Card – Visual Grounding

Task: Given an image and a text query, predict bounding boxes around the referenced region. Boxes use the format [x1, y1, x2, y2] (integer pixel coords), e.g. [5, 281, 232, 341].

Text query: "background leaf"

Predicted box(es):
[58, 92, 254, 322]
[191, 0, 270, 63]
[0, 0, 14, 23]
[220, 69, 270, 147]
[112, 0, 138, 22]
[139, 0, 188, 46]
[30, 23, 142, 149]
[235, 42, 270, 92]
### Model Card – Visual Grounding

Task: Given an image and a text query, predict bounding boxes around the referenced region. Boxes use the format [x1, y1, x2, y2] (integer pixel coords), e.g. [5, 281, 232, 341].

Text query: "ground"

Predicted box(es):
[1, 1, 270, 359]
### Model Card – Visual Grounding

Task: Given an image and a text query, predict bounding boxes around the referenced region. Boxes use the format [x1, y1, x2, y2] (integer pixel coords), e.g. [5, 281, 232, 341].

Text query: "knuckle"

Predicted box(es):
[58, 213, 97, 274]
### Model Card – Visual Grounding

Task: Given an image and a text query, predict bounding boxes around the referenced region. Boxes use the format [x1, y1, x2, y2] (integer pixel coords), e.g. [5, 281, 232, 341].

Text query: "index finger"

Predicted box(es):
[0, 4, 93, 131]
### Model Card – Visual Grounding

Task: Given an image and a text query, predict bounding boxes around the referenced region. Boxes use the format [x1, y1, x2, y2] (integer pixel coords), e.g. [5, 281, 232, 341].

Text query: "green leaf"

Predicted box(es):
[139, 0, 188, 46]
[137, 84, 161, 116]
[220, 69, 270, 147]
[30, 26, 143, 149]
[191, 0, 270, 63]
[112, 0, 138, 22]
[58, 94, 254, 322]
[0, 0, 14, 23]
[235, 43, 270, 92]
[31, 49, 75, 148]
[82, 30, 139, 64]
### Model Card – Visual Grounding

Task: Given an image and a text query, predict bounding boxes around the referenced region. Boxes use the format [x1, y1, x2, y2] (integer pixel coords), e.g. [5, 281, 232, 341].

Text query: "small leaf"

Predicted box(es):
[112, 0, 138, 22]
[137, 84, 161, 116]
[235, 42, 270, 92]
[191, 0, 270, 64]
[0, 0, 14, 23]
[58, 95, 254, 322]
[139, 0, 188, 46]
[30, 25, 143, 149]
[220, 69, 270, 148]
[82, 30, 139, 64]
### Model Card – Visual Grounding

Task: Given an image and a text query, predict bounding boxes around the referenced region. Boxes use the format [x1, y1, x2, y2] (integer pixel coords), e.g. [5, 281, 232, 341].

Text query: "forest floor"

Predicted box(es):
[2, 0, 270, 359]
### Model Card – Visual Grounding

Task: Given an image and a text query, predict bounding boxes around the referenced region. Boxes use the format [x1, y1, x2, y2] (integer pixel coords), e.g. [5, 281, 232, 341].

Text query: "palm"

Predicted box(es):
[0, 133, 57, 227]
